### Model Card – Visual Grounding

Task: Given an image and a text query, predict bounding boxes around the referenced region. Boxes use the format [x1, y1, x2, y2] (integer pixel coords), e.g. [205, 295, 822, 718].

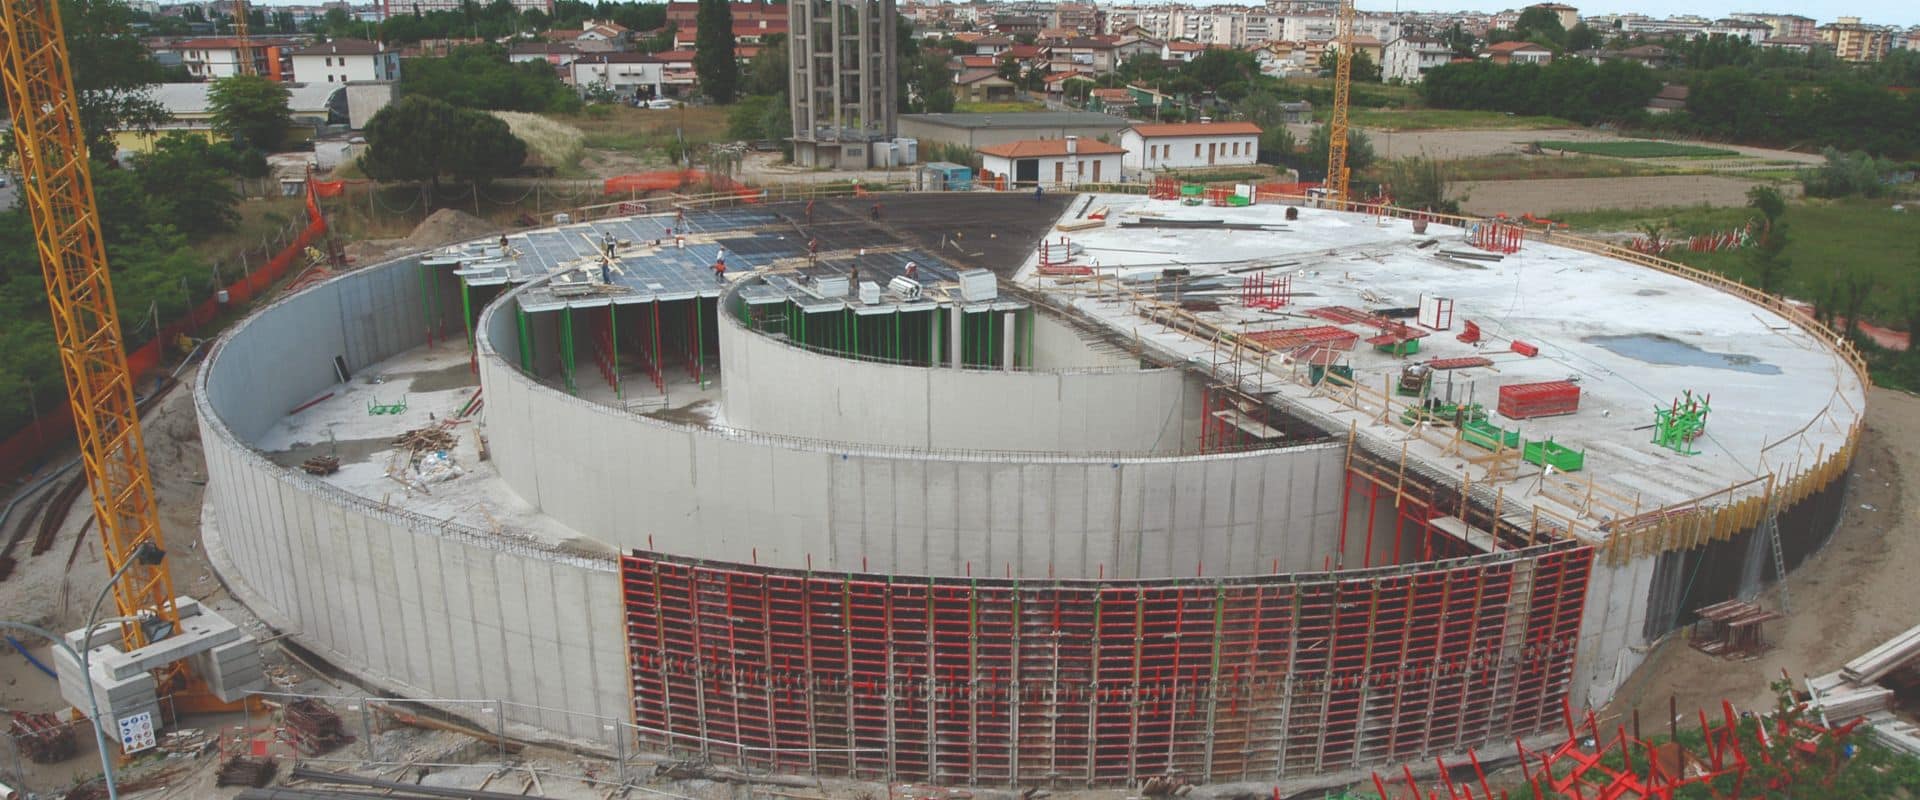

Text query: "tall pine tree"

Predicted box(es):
[694, 0, 737, 103]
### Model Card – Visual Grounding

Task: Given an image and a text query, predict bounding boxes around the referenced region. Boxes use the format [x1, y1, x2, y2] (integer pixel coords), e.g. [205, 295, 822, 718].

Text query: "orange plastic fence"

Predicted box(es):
[0, 184, 330, 480]
[603, 170, 759, 201]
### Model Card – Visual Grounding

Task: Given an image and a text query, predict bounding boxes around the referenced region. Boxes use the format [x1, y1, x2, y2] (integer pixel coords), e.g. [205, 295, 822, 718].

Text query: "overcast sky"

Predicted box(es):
[1356, 1, 1918, 28]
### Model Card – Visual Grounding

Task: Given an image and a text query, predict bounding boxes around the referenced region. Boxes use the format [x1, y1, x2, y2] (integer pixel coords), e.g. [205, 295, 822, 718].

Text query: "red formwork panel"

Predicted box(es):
[619, 543, 1593, 788]
[1498, 381, 1581, 419]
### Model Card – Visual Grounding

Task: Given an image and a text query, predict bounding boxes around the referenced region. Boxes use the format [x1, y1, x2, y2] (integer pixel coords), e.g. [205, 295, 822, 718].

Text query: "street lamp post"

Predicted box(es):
[2, 541, 167, 800]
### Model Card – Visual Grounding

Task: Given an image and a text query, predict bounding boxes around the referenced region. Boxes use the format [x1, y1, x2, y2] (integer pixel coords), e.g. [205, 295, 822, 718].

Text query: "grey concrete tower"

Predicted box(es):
[789, 0, 898, 168]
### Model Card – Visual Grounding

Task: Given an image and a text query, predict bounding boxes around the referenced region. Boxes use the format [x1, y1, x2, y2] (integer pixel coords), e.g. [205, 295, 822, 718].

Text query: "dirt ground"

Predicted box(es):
[1607, 386, 1920, 724]
[1450, 174, 1790, 216]
[1346, 126, 1828, 165]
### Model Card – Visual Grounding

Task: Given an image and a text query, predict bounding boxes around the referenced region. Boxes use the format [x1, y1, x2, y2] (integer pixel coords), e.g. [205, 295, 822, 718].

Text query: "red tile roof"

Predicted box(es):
[1486, 40, 1551, 53]
[1127, 122, 1262, 137]
[978, 138, 1127, 158]
[1166, 40, 1208, 51]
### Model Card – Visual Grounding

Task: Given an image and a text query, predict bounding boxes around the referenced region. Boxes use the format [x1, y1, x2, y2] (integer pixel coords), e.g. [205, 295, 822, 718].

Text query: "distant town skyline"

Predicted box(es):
[226, 0, 1920, 29]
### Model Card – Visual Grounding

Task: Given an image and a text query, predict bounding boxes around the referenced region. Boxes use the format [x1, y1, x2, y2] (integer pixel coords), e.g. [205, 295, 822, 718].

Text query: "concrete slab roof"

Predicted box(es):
[1022, 195, 1867, 533]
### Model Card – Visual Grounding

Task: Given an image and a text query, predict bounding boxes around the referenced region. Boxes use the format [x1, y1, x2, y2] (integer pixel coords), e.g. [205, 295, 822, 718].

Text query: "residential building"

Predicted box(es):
[1759, 35, 1824, 54]
[146, 36, 299, 80]
[1162, 40, 1208, 61]
[1707, 18, 1773, 44]
[1049, 37, 1120, 73]
[1119, 120, 1261, 171]
[1899, 26, 1920, 51]
[1527, 3, 1579, 31]
[972, 35, 1014, 55]
[789, 0, 897, 169]
[954, 69, 1018, 102]
[979, 136, 1124, 186]
[1818, 17, 1893, 62]
[381, 0, 548, 15]
[1483, 40, 1552, 65]
[1382, 36, 1453, 83]
[1089, 86, 1137, 113]
[1613, 44, 1673, 67]
[1328, 34, 1384, 66]
[509, 41, 583, 66]
[288, 38, 400, 84]
[1729, 12, 1815, 40]
[665, 0, 786, 31]
[899, 111, 1128, 152]
[1644, 83, 1688, 114]
[571, 53, 667, 99]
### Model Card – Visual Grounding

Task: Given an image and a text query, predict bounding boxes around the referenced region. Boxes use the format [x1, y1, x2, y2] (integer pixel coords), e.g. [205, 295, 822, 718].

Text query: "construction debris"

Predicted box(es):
[286, 765, 548, 799]
[9, 710, 76, 763]
[394, 426, 457, 453]
[371, 703, 524, 754]
[216, 755, 278, 787]
[283, 698, 355, 756]
[299, 455, 340, 476]
[158, 727, 213, 757]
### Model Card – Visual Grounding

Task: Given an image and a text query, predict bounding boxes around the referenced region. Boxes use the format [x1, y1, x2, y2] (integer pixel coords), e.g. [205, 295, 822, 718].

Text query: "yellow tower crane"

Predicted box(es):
[232, 0, 254, 76]
[0, 0, 257, 732]
[1324, 0, 1356, 208]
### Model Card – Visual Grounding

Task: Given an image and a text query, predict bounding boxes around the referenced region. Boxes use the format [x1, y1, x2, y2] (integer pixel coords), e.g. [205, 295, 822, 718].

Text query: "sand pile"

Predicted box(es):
[344, 208, 501, 265]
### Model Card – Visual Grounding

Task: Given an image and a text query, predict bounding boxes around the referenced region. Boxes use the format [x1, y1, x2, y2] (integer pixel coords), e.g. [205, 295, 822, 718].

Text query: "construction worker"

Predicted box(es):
[602, 231, 616, 260]
[904, 261, 918, 279]
[807, 237, 819, 266]
[712, 250, 727, 283]
[805, 199, 815, 225]
[870, 202, 881, 222]
[498, 234, 510, 252]
[1034, 183, 1044, 201]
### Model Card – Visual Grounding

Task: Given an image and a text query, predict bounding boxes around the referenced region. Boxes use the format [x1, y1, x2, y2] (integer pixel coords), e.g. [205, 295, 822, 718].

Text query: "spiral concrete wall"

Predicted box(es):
[195, 257, 627, 742]
[717, 309, 1203, 455]
[480, 284, 1364, 580]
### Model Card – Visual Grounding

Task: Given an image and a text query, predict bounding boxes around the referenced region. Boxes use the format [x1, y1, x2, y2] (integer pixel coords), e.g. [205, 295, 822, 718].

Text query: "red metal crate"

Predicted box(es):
[1498, 381, 1580, 419]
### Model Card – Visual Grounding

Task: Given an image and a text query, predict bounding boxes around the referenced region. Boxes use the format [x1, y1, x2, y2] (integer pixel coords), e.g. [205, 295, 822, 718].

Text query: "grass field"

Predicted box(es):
[559, 105, 731, 153]
[1348, 109, 1576, 131]
[1533, 140, 1740, 158]
[1402, 154, 1693, 182]
[493, 111, 587, 176]
[1556, 199, 1920, 318]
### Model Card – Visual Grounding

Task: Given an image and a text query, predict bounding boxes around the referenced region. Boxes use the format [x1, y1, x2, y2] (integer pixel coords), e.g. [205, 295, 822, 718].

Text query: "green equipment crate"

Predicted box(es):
[1461, 418, 1520, 451]
[1523, 438, 1585, 472]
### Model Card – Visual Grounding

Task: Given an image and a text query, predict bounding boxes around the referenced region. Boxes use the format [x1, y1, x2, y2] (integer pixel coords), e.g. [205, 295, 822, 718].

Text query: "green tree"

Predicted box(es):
[208, 75, 293, 151]
[399, 44, 581, 112]
[1512, 6, 1567, 47]
[129, 134, 242, 238]
[62, 0, 172, 162]
[1565, 22, 1599, 53]
[694, 0, 737, 102]
[1301, 123, 1374, 181]
[744, 36, 789, 96]
[1380, 156, 1460, 214]
[359, 96, 528, 192]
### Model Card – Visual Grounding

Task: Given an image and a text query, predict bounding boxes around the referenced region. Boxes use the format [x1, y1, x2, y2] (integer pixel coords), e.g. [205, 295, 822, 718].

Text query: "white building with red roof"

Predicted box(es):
[979, 135, 1126, 187]
[1120, 120, 1261, 171]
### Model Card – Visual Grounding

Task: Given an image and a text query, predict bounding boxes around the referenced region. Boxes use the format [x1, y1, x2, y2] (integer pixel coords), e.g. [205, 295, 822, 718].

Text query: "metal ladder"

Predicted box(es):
[1763, 502, 1790, 613]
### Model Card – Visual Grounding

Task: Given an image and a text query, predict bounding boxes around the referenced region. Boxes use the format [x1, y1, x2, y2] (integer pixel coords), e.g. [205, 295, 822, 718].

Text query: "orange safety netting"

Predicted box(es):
[0, 182, 330, 480]
[603, 170, 760, 201]
[311, 179, 348, 198]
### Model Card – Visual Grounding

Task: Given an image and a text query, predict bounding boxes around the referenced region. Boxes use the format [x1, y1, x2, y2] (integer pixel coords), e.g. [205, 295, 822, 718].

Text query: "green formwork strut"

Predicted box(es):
[560, 307, 578, 395]
[516, 307, 534, 374]
[460, 281, 475, 351]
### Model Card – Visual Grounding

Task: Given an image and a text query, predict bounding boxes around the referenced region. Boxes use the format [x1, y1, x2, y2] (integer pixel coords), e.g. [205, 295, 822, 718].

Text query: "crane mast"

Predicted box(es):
[1, 0, 260, 737]
[0, 0, 181, 648]
[231, 0, 253, 76]
[1325, 0, 1356, 208]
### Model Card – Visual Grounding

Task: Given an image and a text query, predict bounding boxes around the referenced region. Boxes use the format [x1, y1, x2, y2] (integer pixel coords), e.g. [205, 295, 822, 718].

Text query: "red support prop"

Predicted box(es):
[1241, 273, 1292, 310]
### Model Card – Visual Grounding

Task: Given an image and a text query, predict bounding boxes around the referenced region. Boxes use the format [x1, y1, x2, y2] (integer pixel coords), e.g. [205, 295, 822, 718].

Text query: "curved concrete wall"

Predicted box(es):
[718, 303, 1200, 454]
[481, 288, 1351, 580]
[196, 260, 627, 742]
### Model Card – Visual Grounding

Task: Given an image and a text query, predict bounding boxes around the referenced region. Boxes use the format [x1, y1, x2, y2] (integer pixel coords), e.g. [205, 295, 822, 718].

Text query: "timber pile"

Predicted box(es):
[216, 755, 278, 787]
[9, 710, 76, 763]
[300, 455, 340, 476]
[394, 427, 456, 453]
[283, 699, 354, 756]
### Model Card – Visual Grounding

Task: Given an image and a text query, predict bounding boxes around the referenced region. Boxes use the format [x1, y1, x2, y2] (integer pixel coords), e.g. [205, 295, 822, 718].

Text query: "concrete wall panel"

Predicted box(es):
[198, 258, 626, 744]
[718, 302, 1199, 455]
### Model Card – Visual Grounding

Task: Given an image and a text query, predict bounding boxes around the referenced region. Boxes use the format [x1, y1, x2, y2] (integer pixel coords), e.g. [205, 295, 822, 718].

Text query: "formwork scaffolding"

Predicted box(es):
[621, 542, 1591, 787]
